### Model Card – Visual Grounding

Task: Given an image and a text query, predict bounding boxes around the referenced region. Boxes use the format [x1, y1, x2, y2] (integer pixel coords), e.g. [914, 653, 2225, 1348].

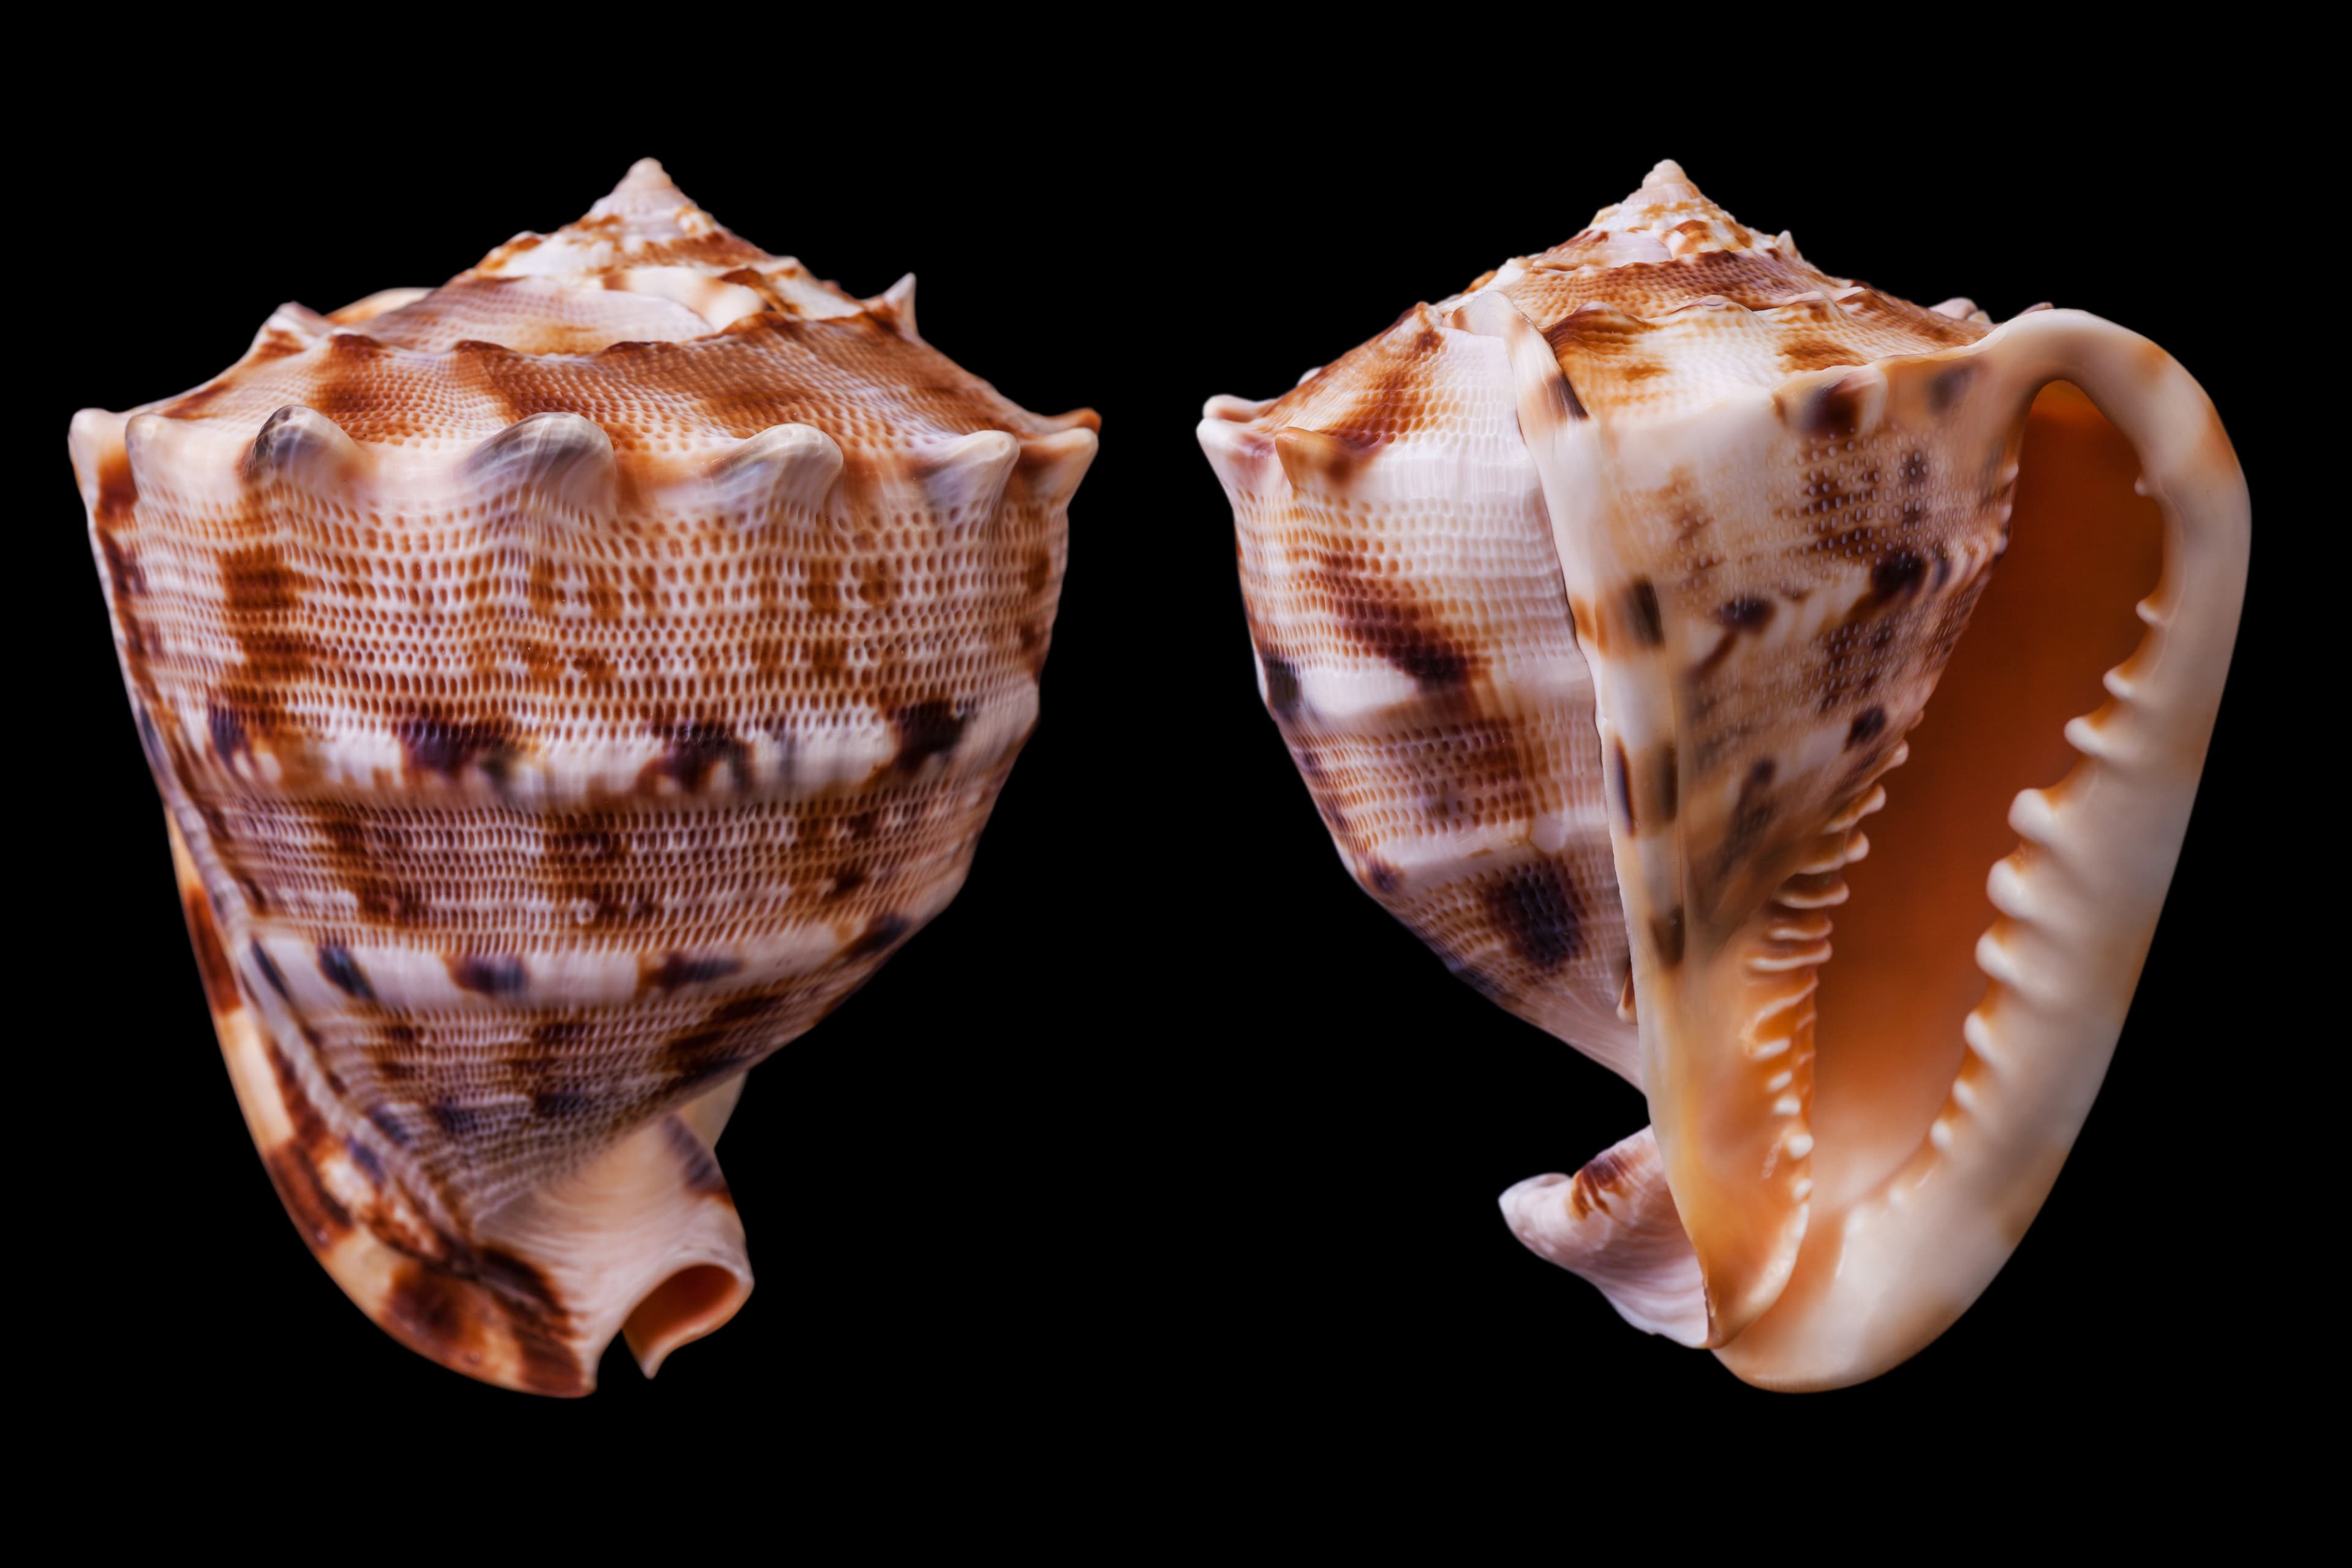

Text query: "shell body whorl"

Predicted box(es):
[72, 159, 1097, 1393]
[1199, 160, 2246, 1389]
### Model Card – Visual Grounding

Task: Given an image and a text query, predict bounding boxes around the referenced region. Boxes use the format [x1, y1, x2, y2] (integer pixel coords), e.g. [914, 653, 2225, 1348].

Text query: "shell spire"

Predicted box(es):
[71, 159, 1096, 1393]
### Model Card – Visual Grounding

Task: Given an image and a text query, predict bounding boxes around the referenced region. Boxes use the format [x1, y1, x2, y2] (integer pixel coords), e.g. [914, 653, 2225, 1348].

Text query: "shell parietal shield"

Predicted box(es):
[1197, 160, 2246, 1390]
[70, 160, 1097, 1394]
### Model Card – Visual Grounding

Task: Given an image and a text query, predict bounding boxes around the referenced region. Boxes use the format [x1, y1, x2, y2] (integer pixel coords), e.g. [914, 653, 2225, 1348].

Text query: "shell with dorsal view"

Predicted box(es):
[70, 159, 1098, 1394]
[1197, 160, 2246, 1389]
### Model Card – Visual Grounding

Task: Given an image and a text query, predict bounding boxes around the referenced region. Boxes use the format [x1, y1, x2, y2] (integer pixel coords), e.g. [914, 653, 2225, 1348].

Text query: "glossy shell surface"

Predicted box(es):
[71, 160, 1097, 1393]
[1199, 161, 2246, 1389]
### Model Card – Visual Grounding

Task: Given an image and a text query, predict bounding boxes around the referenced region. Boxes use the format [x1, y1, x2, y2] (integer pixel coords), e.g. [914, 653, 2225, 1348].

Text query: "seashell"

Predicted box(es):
[70, 159, 1097, 1393]
[1197, 160, 2247, 1389]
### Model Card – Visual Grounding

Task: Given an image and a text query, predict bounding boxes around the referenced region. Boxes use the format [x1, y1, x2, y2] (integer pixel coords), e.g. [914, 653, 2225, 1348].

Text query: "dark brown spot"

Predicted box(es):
[1901, 450, 1929, 486]
[844, 912, 910, 960]
[1655, 744, 1679, 824]
[1847, 707, 1887, 748]
[1715, 596, 1773, 631]
[1315, 547, 1479, 691]
[344, 1137, 386, 1187]
[250, 941, 290, 1000]
[1362, 858, 1402, 895]
[532, 1089, 593, 1120]
[398, 711, 518, 785]
[431, 1099, 486, 1136]
[207, 701, 252, 764]
[1486, 862, 1583, 971]
[1567, 1147, 1636, 1219]
[448, 954, 526, 996]
[1929, 363, 1977, 413]
[1261, 652, 1306, 722]
[665, 1117, 730, 1197]
[644, 719, 747, 792]
[366, 1102, 413, 1148]
[644, 952, 743, 993]
[1611, 739, 1637, 833]
[1872, 550, 1928, 601]
[891, 700, 967, 772]
[1626, 579, 1666, 649]
[317, 943, 375, 1001]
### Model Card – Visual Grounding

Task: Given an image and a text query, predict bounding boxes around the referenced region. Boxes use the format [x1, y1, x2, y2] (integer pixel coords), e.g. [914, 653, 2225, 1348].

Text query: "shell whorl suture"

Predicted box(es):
[71, 159, 1098, 1393]
[1199, 160, 2247, 1389]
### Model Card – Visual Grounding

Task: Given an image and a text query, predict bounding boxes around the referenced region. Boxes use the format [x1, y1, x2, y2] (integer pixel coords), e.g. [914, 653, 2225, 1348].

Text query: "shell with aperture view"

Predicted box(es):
[1196, 160, 2247, 1390]
[71, 159, 1098, 1394]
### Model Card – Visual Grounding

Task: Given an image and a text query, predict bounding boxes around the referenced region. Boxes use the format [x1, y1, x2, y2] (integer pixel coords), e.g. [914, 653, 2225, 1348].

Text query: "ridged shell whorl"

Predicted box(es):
[1200, 159, 2247, 1390]
[70, 159, 1098, 1394]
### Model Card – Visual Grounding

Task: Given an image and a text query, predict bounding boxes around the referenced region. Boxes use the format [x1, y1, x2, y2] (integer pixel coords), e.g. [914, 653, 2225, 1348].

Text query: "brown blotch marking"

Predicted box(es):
[1567, 1147, 1635, 1220]
[1654, 743, 1679, 825]
[262, 1143, 353, 1250]
[1779, 337, 1869, 374]
[844, 911, 910, 960]
[1795, 373, 1874, 440]
[1651, 908, 1687, 967]
[1846, 706, 1888, 748]
[1901, 450, 1929, 487]
[532, 1088, 593, 1120]
[380, 1258, 595, 1398]
[829, 868, 867, 899]
[1314, 546, 1479, 692]
[1626, 579, 1667, 649]
[431, 1099, 487, 1136]
[1485, 862, 1584, 971]
[94, 448, 141, 527]
[1870, 549, 1928, 604]
[1694, 595, 1775, 678]
[246, 328, 307, 364]
[207, 700, 252, 765]
[644, 952, 744, 993]
[1260, 652, 1306, 723]
[344, 1136, 386, 1188]
[664, 1117, 731, 1199]
[891, 700, 967, 772]
[317, 943, 375, 1001]
[856, 555, 897, 607]
[809, 638, 846, 682]
[643, 718, 747, 792]
[1361, 858, 1403, 896]
[1610, 739, 1637, 834]
[250, 941, 290, 1001]
[660, 988, 791, 1091]
[182, 881, 239, 1012]
[366, 1102, 414, 1148]
[1929, 363, 1977, 414]
[448, 954, 527, 996]
[398, 711, 518, 785]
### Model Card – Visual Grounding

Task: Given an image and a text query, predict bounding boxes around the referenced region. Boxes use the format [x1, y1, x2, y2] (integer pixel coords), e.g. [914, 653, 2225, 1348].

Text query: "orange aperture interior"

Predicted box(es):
[622, 1264, 749, 1374]
[1805, 383, 2166, 1212]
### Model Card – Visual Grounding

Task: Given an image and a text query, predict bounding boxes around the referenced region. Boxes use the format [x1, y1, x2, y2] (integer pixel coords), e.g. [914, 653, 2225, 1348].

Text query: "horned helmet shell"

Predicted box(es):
[69, 159, 1098, 1393]
[1197, 160, 2247, 1389]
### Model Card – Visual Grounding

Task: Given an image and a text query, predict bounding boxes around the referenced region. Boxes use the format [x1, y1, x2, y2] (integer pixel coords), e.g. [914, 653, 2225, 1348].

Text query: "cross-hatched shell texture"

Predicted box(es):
[1199, 161, 2245, 1389]
[71, 160, 1097, 1393]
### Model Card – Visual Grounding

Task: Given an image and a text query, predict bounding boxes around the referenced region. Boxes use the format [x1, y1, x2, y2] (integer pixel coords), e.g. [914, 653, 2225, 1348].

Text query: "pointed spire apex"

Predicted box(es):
[589, 158, 702, 229]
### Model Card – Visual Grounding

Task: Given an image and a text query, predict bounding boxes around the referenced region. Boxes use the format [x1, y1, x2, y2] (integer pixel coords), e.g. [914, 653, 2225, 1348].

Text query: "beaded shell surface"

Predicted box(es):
[1198, 160, 2247, 1389]
[71, 160, 1098, 1393]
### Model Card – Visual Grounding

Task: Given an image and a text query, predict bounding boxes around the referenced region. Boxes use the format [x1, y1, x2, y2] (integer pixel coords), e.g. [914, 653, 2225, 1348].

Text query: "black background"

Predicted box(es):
[35, 64, 2288, 1468]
